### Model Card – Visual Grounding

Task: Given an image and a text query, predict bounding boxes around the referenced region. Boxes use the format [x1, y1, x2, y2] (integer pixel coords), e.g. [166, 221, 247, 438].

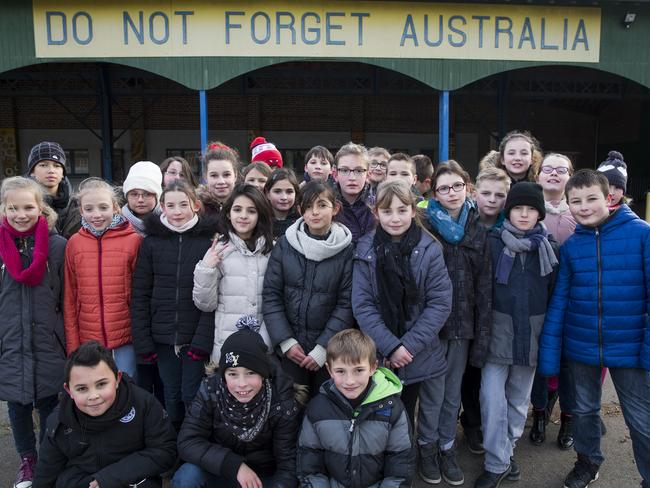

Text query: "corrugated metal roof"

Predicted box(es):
[1, 1, 648, 90]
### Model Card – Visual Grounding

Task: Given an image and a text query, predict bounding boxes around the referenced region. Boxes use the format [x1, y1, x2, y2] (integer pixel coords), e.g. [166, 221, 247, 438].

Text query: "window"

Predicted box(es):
[166, 149, 201, 177]
[64, 149, 90, 176]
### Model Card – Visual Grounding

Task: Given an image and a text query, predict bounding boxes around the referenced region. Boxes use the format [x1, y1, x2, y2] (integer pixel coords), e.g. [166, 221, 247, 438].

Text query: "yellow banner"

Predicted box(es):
[33, 1, 601, 62]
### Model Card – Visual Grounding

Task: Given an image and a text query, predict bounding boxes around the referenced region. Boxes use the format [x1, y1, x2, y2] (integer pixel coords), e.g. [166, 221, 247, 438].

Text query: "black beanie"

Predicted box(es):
[504, 182, 546, 221]
[27, 141, 67, 175]
[219, 316, 270, 378]
[597, 150, 627, 192]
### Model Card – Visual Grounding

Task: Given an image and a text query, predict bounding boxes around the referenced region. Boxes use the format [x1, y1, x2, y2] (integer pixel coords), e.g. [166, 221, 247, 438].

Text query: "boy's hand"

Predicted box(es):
[89, 481, 100, 488]
[285, 344, 307, 365]
[237, 463, 263, 488]
[300, 355, 320, 371]
[389, 346, 413, 368]
[202, 240, 227, 268]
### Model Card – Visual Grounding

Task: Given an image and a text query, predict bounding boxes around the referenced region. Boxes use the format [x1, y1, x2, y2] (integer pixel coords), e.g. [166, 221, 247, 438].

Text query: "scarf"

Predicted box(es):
[121, 204, 161, 236]
[81, 214, 126, 238]
[285, 218, 352, 262]
[47, 177, 71, 212]
[0, 216, 49, 286]
[373, 222, 421, 338]
[426, 199, 472, 244]
[160, 213, 199, 233]
[216, 376, 273, 442]
[495, 220, 558, 285]
[66, 377, 134, 434]
[544, 199, 569, 216]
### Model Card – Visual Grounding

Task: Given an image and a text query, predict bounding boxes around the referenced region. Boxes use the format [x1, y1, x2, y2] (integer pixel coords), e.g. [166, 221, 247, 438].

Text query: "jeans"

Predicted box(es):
[155, 344, 206, 423]
[113, 344, 137, 381]
[7, 395, 59, 457]
[417, 339, 469, 449]
[569, 361, 650, 483]
[136, 363, 165, 406]
[480, 362, 536, 474]
[460, 363, 482, 432]
[531, 359, 575, 413]
[172, 463, 272, 488]
[401, 381, 421, 430]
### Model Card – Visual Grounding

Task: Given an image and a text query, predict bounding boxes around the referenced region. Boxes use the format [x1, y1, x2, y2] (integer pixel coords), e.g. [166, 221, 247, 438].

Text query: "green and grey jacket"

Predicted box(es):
[297, 367, 415, 488]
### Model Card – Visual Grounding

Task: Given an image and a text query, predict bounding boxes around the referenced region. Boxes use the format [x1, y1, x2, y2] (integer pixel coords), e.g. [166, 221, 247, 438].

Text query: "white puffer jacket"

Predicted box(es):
[192, 232, 271, 363]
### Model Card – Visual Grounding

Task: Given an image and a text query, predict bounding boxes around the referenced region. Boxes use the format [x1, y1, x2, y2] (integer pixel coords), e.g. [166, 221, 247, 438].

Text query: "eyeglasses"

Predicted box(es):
[435, 182, 466, 195]
[337, 168, 367, 177]
[369, 161, 387, 170]
[127, 191, 156, 200]
[165, 170, 185, 178]
[540, 165, 570, 175]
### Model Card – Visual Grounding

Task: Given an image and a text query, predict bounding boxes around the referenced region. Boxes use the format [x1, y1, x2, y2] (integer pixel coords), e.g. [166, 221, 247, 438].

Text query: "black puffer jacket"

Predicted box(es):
[177, 364, 300, 488]
[263, 230, 354, 354]
[131, 215, 217, 355]
[33, 379, 177, 488]
[420, 207, 492, 368]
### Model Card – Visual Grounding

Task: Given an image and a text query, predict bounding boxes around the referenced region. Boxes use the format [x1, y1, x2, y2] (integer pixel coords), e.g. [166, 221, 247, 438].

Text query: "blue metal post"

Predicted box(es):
[199, 90, 208, 175]
[438, 90, 449, 163]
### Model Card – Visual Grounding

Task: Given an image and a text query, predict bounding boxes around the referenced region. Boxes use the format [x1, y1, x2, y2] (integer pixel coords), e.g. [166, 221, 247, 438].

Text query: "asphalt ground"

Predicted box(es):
[0, 373, 640, 487]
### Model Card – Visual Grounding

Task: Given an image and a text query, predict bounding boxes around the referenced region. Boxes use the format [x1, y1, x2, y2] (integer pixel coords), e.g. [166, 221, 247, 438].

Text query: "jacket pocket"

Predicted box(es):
[528, 314, 546, 366]
[488, 311, 514, 361]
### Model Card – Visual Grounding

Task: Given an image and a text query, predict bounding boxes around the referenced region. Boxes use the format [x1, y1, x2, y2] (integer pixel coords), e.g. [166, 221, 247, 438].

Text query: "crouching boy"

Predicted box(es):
[33, 341, 177, 488]
[298, 329, 415, 487]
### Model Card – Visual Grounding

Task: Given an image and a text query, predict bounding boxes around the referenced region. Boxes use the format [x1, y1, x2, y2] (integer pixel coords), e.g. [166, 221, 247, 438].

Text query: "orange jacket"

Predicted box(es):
[64, 222, 142, 354]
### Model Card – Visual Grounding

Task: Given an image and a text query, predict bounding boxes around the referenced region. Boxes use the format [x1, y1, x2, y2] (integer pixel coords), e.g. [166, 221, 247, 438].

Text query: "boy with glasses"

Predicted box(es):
[368, 147, 390, 202]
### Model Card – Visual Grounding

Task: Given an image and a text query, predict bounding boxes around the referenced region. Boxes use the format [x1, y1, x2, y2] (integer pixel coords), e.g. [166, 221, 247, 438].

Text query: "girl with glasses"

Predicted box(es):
[160, 156, 199, 189]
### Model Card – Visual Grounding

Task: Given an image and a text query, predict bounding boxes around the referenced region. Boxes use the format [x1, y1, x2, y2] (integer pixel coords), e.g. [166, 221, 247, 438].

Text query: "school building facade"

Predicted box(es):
[0, 1, 649, 199]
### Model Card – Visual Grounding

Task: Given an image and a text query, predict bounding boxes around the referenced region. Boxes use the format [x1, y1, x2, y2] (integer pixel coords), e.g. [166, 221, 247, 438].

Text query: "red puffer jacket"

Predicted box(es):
[64, 222, 142, 354]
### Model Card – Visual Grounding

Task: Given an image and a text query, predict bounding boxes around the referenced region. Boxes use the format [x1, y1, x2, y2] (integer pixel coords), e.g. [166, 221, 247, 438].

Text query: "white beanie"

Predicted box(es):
[123, 161, 162, 200]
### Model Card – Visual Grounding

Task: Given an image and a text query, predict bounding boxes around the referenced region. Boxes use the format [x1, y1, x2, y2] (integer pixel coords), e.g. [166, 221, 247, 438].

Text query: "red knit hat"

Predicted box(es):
[250, 136, 283, 168]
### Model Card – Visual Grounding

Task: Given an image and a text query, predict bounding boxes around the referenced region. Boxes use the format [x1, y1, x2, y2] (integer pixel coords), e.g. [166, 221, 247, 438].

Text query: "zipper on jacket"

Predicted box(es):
[349, 418, 356, 432]
[596, 229, 604, 367]
[174, 235, 183, 330]
[97, 238, 109, 347]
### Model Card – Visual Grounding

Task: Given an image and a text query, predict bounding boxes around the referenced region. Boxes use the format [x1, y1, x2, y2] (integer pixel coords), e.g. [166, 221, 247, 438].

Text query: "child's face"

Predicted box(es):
[537, 156, 571, 196]
[64, 361, 121, 417]
[163, 161, 185, 187]
[567, 185, 610, 227]
[434, 173, 467, 214]
[126, 189, 157, 217]
[229, 195, 258, 240]
[302, 192, 338, 236]
[224, 366, 263, 403]
[335, 155, 368, 199]
[473, 180, 508, 218]
[244, 168, 269, 191]
[266, 180, 296, 214]
[503, 138, 532, 179]
[509, 205, 539, 231]
[368, 155, 388, 184]
[30, 160, 64, 191]
[386, 160, 416, 186]
[162, 190, 199, 228]
[305, 156, 332, 182]
[376, 195, 415, 239]
[609, 185, 624, 206]
[3, 189, 42, 233]
[206, 159, 237, 202]
[326, 358, 377, 400]
[80, 190, 116, 232]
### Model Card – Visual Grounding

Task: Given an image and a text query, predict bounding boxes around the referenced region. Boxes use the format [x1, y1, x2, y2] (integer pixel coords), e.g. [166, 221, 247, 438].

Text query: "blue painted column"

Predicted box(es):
[199, 90, 208, 175]
[438, 90, 449, 163]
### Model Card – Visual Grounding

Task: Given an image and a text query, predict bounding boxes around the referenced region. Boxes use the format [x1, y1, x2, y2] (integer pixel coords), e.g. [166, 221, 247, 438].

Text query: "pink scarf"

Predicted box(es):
[0, 216, 49, 286]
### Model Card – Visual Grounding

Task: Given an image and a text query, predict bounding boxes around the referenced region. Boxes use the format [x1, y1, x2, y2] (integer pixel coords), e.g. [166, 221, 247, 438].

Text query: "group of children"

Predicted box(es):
[0, 133, 648, 488]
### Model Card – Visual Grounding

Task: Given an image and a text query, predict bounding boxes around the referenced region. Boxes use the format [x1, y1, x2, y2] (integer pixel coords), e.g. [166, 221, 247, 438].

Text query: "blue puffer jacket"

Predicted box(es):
[352, 231, 453, 385]
[538, 205, 650, 376]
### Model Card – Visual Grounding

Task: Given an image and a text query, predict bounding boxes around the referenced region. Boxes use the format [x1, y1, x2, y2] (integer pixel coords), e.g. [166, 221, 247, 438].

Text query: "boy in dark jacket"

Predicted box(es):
[33, 341, 177, 488]
[298, 329, 415, 488]
[539, 169, 650, 488]
[174, 317, 300, 488]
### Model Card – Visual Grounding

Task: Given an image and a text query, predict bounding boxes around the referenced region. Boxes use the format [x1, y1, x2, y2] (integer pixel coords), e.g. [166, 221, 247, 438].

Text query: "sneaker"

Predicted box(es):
[507, 457, 521, 481]
[465, 428, 485, 455]
[564, 456, 599, 488]
[557, 413, 574, 450]
[529, 408, 546, 445]
[14, 453, 36, 488]
[419, 443, 442, 484]
[474, 468, 511, 488]
[439, 446, 464, 486]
